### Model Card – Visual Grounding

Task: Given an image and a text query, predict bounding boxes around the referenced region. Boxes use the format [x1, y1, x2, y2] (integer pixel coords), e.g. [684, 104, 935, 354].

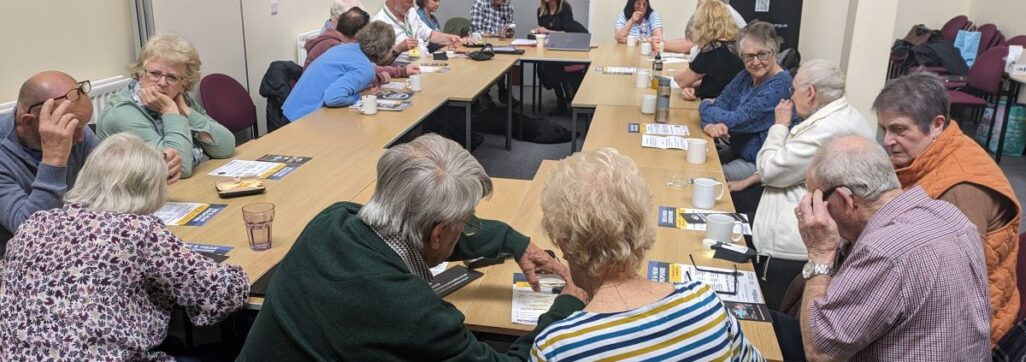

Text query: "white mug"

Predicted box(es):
[692, 177, 724, 209]
[705, 214, 743, 243]
[626, 35, 638, 47]
[686, 138, 708, 164]
[361, 95, 378, 115]
[640, 41, 652, 56]
[636, 70, 651, 89]
[641, 95, 656, 114]
[408, 74, 422, 92]
[471, 32, 483, 42]
[535, 34, 547, 48]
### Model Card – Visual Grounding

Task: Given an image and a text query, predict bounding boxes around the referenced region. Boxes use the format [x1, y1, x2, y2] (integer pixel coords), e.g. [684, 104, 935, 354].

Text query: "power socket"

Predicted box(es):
[270, 0, 278, 15]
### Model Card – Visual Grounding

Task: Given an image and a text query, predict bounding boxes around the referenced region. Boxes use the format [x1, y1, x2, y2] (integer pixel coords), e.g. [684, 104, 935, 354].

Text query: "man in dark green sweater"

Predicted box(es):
[238, 134, 586, 361]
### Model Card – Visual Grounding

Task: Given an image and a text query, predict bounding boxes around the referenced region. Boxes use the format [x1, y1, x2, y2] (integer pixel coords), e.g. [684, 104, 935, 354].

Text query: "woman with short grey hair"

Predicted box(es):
[530, 148, 763, 360]
[728, 59, 875, 310]
[0, 133, 249, 360]
[699, 21, 795, 182]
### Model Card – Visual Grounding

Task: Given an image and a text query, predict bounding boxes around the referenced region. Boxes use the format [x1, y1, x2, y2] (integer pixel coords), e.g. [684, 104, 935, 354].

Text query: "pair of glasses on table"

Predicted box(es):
[684, 254, 739, 295]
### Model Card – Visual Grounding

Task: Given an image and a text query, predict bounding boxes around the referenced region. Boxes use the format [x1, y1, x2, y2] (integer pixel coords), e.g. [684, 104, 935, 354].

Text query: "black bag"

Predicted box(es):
[468, 44, 495, 61]
[777, 48, 801, 77]
[258, 60, 303, 133]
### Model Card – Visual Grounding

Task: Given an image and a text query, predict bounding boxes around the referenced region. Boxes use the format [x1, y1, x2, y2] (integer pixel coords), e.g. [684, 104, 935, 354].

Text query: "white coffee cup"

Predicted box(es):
[471, 32, 483, 42]
[361, 95, 378, 115]
[686, 138, 708, 164]
[636, 70, 651, 89]
[692, 177, 724, 209]
[535, 34, 547, 48]
[640, 41, 652, 56]
[626, 35, 638, 47]
[705, 214, 743, 243]
[408, 74, 422, 92]
[641, 95, 656, 114]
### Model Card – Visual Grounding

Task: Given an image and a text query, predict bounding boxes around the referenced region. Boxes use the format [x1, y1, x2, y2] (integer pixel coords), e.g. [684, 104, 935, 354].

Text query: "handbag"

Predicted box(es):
[468, 44, 495, 61]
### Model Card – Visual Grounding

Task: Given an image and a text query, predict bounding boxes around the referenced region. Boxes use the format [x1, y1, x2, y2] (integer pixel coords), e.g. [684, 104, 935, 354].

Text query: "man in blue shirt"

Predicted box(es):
[284, 21, 396, 122]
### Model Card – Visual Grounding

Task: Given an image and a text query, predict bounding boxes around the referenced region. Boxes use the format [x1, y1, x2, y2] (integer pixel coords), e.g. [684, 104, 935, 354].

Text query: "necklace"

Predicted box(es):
[594, 277, 640, 310]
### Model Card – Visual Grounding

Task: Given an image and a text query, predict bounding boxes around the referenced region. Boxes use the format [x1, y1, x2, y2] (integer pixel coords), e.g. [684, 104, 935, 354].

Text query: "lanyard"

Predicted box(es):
[384, 7, 413, 38]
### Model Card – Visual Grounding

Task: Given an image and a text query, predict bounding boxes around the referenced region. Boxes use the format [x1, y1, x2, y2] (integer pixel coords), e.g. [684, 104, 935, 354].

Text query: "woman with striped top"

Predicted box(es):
[533, 148, 763, 362]
[614, 0, 663, 43]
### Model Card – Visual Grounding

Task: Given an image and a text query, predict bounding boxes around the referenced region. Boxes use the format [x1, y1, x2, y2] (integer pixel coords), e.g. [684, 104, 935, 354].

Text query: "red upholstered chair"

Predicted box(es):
[200, 73, 258, 141]
[940, 15, 970, 43]
[948, 46, 1008, 148]
[977, 24, 1005, 56]
[1005, 35, 1026, 48]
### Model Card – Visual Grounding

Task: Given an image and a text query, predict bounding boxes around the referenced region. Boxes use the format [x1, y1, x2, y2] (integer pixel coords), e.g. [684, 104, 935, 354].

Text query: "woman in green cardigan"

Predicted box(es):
[97, 33, 235, 178]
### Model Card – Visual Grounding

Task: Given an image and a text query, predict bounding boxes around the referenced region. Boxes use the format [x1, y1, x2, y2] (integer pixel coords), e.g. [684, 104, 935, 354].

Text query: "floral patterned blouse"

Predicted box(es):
[0, 203, 249, 361]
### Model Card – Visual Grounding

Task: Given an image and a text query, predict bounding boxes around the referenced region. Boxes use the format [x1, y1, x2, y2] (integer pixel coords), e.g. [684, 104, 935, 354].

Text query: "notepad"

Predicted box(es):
[643, 124, 689, 136]
[641, 135, 688, 150]
[598, 66, 636, 75]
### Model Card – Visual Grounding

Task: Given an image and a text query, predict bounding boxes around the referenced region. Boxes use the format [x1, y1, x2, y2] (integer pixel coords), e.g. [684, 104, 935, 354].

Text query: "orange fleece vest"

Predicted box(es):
[895, 121, 1022, 344]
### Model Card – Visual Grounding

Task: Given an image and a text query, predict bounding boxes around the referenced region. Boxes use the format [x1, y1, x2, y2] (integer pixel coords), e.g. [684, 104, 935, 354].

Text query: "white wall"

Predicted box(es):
[0, 1, 136, 101]
[151, 0, 249, 93]
[892, 0, 970, 39]
[844, 0, 899, 127]
[798, 0, 851, 66]
[970, 0, 1026, 38]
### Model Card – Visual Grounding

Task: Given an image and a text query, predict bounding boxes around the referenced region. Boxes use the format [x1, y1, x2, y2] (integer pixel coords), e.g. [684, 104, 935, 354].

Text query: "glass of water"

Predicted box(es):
[242, 203, 275, 251]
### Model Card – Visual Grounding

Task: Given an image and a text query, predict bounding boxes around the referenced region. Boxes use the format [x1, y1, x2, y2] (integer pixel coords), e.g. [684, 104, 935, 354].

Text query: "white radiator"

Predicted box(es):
[296, 29, 321, 66]
[0, 75, 131, 124]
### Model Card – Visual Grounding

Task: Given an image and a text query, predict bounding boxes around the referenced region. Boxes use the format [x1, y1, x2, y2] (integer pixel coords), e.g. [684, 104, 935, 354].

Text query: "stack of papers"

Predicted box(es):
[419, 65, 450, 73]
[641, 135, 688, 150]
[511, 39, 537, 46]
[154, 202, 226, 226]
[647, 260, 770, 321]
[643, 124, 689, 136]
[511, 273, 559, 324]
[598, 66, 636, 75]
[208, 160, 285, 178]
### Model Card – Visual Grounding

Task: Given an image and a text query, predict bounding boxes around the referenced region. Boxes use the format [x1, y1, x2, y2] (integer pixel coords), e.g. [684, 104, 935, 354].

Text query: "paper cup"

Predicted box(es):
[641, 95, 657, 114]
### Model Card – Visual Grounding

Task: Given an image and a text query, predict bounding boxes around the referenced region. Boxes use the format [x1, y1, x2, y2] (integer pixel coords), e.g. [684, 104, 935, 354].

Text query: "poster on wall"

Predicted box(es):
[731, 0, 804, 51]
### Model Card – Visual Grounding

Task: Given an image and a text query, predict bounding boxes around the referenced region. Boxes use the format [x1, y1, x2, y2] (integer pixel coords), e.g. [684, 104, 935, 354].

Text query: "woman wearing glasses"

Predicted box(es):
[699, 21, 795, 183]
[531, 148, 763, 361]
[97, 34, 236, 179]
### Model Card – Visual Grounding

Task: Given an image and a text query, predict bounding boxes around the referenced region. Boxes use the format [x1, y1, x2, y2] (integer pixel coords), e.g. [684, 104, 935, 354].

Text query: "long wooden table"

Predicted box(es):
[163, 41, 782, 360]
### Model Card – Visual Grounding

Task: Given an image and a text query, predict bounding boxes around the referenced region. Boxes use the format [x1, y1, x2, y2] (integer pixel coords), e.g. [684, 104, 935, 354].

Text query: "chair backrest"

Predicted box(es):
[940, 15, 969, 43]
[977, 23, 1002, 55]
[967, 45, 1008, 94]
[1018, 232, 1026, 321]
[443, 17, 471, 37]
[1006, 35, 1026, 48]
[199, 73, 257, 135]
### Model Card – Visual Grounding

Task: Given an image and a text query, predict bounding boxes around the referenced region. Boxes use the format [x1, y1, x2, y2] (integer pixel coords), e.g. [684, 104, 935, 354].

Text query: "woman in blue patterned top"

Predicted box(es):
[531, 148, 763, 362]
[700, 21, 795, 182]
[614, 0, 663, 43]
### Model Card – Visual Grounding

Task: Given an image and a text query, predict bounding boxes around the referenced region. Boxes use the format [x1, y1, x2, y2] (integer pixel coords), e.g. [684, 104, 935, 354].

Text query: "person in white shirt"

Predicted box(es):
[730, 60, 875, 309]
[374, 0, 463, 64]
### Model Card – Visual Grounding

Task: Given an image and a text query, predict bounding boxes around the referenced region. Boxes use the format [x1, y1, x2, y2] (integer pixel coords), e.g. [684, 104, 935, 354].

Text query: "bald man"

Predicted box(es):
[0, 71, 181, 251]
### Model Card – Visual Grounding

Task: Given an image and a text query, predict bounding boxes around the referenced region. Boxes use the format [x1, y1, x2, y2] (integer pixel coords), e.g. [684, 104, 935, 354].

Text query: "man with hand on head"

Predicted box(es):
[796, 135, 990, 360]
[0, 71, 181, 253]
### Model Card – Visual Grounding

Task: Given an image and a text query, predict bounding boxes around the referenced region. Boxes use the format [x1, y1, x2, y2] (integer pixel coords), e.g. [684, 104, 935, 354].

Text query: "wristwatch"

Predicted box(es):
[802, 261, 832, 279]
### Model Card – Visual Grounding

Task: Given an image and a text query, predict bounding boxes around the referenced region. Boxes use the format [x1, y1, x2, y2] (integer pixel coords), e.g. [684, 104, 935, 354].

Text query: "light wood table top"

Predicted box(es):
[419, 55, 517, 102]
[167, 122, 384, 306]
[457, 162, 781, 360]
[582, 105, 723, 171]
[283, 94, 448, 149]
[572, 43, 698, 110]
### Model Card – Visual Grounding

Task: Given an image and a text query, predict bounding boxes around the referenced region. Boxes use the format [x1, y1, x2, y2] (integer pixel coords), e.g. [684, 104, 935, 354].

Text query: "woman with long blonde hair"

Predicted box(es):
[674, 0, 745, 101]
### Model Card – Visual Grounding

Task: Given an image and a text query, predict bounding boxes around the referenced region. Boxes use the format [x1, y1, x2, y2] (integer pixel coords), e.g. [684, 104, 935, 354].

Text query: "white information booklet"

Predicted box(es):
[641, 135, 688, 150]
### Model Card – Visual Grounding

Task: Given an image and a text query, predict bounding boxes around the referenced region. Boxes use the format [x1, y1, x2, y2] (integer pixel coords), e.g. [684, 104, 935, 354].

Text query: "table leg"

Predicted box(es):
[534, 64, 540, 114]
[506, 70, 513, 150]
[996, 79, 1021, 164]
[571, 107, 578, 154]
[519, 60, 525, 140]
[465, 102, 472, 150]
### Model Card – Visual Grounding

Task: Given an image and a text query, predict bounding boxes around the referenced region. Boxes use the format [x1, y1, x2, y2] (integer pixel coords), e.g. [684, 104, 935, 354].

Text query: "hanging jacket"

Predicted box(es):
[258, 61, 303, 134]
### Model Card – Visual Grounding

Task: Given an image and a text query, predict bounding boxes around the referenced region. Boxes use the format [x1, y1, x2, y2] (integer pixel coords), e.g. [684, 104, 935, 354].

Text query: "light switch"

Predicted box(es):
[270, 0, 278, 15]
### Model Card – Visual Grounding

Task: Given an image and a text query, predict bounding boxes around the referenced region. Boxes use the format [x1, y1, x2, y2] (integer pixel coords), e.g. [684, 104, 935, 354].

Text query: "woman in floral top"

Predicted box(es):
[0, 133, 249, 361]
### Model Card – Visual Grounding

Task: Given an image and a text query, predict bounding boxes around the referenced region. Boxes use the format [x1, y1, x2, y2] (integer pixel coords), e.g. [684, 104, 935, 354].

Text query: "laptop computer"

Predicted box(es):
[546, 32, 592, 52]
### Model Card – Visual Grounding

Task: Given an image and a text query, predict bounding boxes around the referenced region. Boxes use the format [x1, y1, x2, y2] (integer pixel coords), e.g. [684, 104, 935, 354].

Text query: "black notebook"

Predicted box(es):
[250, 264, 279, 297]
[429, 266, 484, 297]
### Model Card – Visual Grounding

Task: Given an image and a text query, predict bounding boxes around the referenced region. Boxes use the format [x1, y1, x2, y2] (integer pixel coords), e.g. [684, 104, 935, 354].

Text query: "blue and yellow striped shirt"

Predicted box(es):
[530, 281, 763, 361]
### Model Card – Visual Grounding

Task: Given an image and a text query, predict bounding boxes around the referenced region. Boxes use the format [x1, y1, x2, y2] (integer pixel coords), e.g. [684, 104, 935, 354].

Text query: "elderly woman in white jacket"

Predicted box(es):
[729, 60, 876, 309]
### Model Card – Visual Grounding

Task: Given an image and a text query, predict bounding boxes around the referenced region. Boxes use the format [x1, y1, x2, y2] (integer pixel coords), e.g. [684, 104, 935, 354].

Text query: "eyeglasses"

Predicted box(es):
[741, 51, 772, 64]
[27, 81, 92, 113]
[462, 216, 482, 237]
[685, 254, 739, 295]
[144, 69, 185, 86]
[821, 185, 852, 201]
